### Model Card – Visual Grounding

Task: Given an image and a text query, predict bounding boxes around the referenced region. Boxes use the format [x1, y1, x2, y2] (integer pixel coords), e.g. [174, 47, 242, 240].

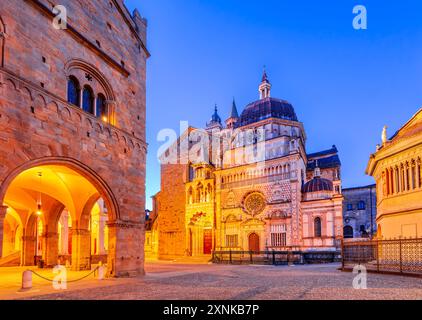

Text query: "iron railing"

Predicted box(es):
[342, 238, 422, 276]
[212, 250, 340, 265]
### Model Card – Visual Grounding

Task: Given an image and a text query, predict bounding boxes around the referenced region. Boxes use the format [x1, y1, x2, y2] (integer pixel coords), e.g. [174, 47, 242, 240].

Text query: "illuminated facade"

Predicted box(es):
[0, 1, 148, 276]
[366, 108, 422, 240]
[153, 73, 344, 259]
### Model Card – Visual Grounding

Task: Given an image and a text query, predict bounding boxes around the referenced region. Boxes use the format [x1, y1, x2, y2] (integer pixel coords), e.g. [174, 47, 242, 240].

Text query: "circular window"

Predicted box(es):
[243, 192, 266, 216]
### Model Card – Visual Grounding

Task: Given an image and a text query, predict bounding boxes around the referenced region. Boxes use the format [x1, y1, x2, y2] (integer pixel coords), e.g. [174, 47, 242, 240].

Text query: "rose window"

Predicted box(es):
[243, 192, 266, 216]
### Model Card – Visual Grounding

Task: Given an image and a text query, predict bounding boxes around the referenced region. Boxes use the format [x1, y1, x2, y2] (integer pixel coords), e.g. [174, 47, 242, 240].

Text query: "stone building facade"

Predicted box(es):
[366, 108, 422, 240]
[153, 73, 344, 259]
[342, 185, 377, 239]
[0, 0, 148, 276]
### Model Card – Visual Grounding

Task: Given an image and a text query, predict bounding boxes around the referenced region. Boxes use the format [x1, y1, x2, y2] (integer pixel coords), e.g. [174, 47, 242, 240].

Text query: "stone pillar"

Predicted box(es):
[0, 206, 7, 258]
[399, 168, 403, 192]
[404, 165, 409, 191]
[98, 215, 105, 255]
[79, 90, 83, 109]
[410, 165, 415, 190]
[42, 232, 59, 267]
[107, 221, 144, 278]
[22, 236, 37, 266]
[61, 213, 69, 255]
[71, 229, 91, 271]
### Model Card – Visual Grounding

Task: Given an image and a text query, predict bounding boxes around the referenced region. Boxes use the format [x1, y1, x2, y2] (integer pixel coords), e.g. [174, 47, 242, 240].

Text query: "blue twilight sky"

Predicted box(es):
[125, 0, 422, 210]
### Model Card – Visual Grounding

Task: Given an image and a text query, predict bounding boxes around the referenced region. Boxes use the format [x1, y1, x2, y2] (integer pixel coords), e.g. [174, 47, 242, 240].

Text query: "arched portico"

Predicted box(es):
[0, 157, 120, 275]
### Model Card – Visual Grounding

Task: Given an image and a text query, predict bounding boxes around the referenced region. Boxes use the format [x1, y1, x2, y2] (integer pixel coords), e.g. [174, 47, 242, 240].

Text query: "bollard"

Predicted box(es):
[98, 265, 106, 280]
[21, 270, 32, 291]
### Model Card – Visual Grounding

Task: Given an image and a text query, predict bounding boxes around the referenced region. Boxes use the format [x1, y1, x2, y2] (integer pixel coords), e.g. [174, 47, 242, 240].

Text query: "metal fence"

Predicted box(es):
[342, 238, 422, 277]
[212, 250, 340, 265]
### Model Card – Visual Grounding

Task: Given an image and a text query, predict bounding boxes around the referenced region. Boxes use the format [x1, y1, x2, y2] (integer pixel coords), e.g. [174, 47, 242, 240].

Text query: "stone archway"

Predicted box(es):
[0, 157, 120, 275]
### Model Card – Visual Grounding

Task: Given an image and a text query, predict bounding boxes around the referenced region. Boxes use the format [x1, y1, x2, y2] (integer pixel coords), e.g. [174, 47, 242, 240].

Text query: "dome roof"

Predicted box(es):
[239, 97, 298, 126]
[302, 177, 333, 193]
[206, 105, 222, 128]
[211, 111, 222, 124]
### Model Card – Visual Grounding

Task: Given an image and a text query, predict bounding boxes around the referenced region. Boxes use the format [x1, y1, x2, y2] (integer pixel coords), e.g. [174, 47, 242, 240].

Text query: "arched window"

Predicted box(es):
[67, 76, 80, 106]
[96, 93, 108, 121]
[344, 226, 354, 239]
[82, 85, 94, 114]
[357, 201, 366, 210]
[314, 217, 322, 238]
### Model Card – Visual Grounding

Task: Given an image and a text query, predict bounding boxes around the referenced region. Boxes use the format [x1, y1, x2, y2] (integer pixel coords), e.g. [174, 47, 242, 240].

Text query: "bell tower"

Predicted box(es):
[259, 68, 272, 99]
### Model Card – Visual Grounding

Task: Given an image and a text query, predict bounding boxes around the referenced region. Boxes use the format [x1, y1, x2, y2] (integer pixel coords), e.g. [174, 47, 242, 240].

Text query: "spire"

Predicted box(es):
[206, 104, 222, 129]
[226, 98, 239, 129]
[230, 98, 239, 118]
[314, 160, 321, 178]
[259, 67, 272, 99]
[262, 66, 269, 83]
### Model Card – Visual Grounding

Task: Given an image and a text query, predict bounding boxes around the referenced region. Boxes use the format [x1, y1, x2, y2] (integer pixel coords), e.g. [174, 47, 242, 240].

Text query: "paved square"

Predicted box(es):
[1, 262, 422, 300]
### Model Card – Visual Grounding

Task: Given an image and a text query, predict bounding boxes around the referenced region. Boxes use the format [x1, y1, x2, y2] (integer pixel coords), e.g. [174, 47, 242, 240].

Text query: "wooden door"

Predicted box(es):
[248, 233, 260, 253]
[203, 229, 212, 255]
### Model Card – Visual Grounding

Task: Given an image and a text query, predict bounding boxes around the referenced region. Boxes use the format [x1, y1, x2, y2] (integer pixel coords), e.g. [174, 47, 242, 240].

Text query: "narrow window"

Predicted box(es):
[314, 217, 322, 238]
[67, 76, 80, 106]
[82, 85, 94, 114]
[96, 93, 108, 121]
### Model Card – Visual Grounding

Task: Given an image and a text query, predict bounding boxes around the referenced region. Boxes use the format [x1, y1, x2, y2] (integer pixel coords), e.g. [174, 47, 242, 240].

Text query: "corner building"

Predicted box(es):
[0, 0, 148, 277]
[154, 73, 343, 259]
[366, 109, 422, 240]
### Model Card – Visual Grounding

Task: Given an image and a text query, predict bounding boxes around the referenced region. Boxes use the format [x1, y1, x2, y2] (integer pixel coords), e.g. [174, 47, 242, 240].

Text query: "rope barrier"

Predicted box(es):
[29, 266, 100, 283]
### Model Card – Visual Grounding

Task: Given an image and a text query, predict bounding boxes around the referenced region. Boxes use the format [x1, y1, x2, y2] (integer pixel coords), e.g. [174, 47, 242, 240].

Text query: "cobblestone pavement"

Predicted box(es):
[3, 262, 422, 300]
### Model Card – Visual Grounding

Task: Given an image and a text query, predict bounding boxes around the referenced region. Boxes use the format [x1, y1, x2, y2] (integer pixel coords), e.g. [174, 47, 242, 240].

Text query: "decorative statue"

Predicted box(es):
[382, 125, 388, 144]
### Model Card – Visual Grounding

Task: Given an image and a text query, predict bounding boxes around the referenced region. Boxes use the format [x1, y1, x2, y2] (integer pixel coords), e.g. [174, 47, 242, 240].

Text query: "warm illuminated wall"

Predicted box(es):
[367, 109, 422, 240]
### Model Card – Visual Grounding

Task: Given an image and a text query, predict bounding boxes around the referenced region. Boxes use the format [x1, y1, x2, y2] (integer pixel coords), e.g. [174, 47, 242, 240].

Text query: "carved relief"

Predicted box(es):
[226, 190, 235, 207]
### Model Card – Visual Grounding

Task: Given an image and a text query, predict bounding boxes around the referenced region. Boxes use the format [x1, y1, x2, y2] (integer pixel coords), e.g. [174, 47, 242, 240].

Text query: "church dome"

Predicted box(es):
[239, 97, 298, 126]
[302, 177, 333, 193]
[206, 105, 222, 128]
[210, 109, 221, 124]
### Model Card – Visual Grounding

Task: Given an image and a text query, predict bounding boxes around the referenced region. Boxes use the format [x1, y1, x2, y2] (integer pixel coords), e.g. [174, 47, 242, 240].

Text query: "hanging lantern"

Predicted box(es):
[36, 172, 43, 216]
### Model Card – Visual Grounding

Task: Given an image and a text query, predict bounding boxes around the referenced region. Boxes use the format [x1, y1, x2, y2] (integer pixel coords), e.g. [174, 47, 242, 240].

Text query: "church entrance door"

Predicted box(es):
[203, 229, 212, 255]
[249, 233, 260, 253]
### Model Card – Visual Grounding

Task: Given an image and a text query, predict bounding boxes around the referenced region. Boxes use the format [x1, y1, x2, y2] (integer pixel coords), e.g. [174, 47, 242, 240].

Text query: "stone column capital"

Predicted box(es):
[105, 100, 116, 106]
[43, 232, 59, 239]
[72, 229, 91, 236]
